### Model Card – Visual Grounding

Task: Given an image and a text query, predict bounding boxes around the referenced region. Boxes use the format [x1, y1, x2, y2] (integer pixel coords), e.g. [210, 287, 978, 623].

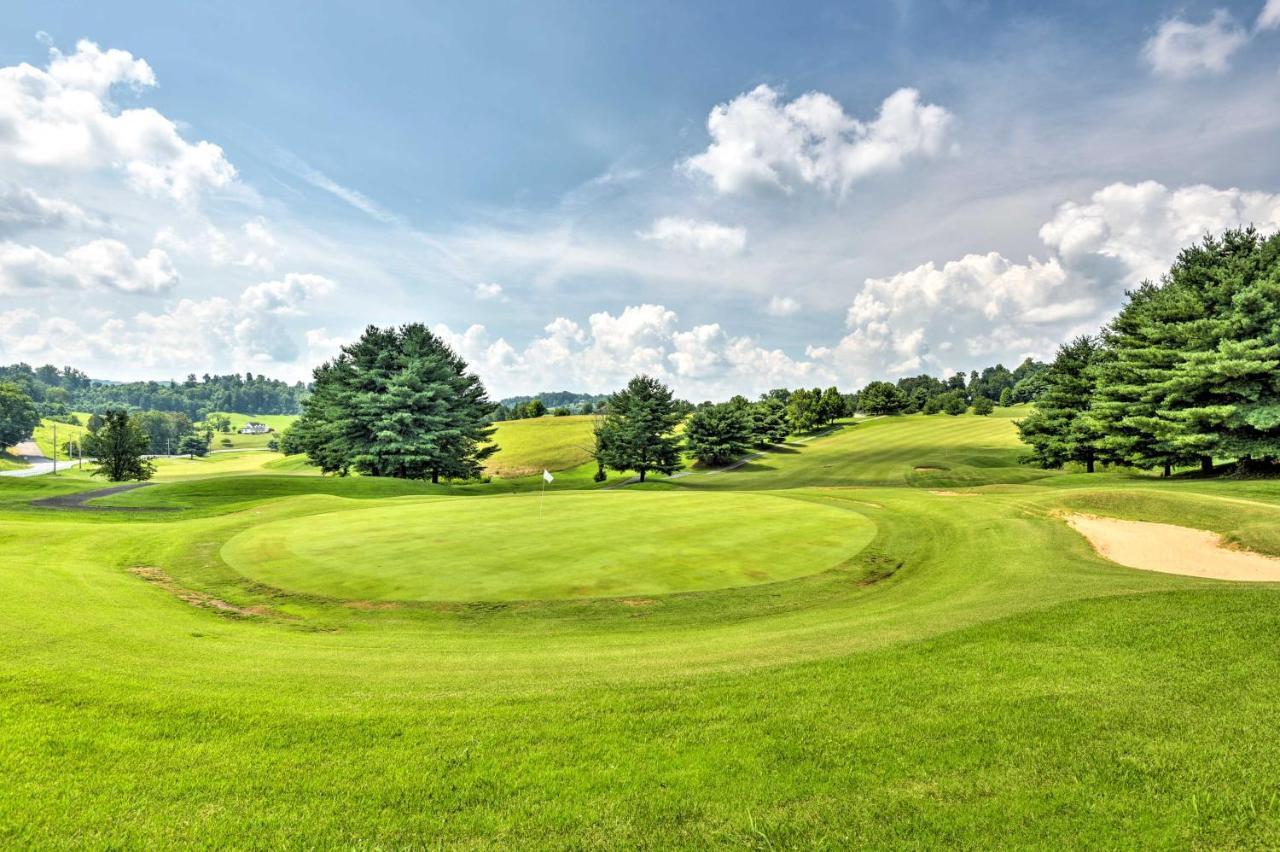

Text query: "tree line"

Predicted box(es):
[0, 363, 308, 420]
[1018, 228, 1280, 476]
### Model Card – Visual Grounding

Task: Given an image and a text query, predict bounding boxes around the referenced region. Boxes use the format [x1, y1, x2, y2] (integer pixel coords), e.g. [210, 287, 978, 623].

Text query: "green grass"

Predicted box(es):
[484, 414, 596, 477]
[201, 411, 298, 449]
[219, 491, 875, 601]
[4, 409, 1280, 845]
[31, 417, 89, 459]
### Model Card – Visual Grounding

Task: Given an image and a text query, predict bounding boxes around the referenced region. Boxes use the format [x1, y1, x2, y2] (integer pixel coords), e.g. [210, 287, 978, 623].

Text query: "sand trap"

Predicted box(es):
[914, 466, 946, 472]
[1064, 513, 1280, 582]
[930, 490, 977, 497]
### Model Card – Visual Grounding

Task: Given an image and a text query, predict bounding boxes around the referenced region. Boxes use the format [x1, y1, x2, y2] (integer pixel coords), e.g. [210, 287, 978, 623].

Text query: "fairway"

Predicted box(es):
[7, 411, 1280, 847]
[220, 491, 875, 601]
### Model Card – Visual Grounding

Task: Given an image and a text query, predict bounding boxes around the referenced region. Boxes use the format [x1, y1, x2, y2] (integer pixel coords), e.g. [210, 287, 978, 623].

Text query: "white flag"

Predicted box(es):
[543, 469, 554, 483]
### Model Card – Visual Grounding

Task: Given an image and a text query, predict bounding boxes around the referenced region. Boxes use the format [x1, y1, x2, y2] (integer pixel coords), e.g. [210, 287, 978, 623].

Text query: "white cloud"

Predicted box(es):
[765, 295, 800, 317]
[1143, 10, 1249, 78]
[0, 185, 101, 233]
[830, 180, 1280, 384]
[434, 303, 829, 399]
[683, 85, 954, 195]
[474, 281, 504, 300]
[0, 270, 335, 373]
[0, 238, 178, 293]
[638, 216, 747, 255]
[239, 272, 336, 315]
[0, 39, 236, 202]
[1256, 0, 1280, 31]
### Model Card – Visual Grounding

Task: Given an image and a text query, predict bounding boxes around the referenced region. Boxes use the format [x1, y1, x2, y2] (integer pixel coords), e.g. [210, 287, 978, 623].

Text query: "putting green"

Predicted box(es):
[220, 491, 875, 601]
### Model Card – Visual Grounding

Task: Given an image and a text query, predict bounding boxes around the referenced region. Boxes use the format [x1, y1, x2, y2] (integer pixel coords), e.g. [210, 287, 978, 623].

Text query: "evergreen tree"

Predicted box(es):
[293, 324, 497, 482]
[1154, 230, 1280, 471]
[1016, 337, 1102, 472]
[858, 381, 906, 415]
[82, 410, 155, 482]
[999, 387, 1013, 407]
[751, 396, 789, 445]
[177, 434, 209, 458]
[684, 403, 753, 466]
[972, 395, 995, 415]
[943, 393, 968, 415]
[595, 375, 683, 482]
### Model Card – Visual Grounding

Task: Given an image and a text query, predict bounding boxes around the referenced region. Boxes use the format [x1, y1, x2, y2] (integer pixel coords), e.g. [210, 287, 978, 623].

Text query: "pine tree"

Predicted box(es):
[595, 375, 683, 482]
[857, 381, 906, 415]
[293, 324, 497, 481]
[684, 403, 753, 466]
[752, 396, 789, 445]
[1156, 230, 1280, 471]
[1017, 336, 1102, 471]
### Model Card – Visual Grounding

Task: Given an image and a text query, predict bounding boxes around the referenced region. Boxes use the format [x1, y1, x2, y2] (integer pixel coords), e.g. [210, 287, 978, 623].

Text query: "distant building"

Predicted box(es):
[239, 422, 272, 435]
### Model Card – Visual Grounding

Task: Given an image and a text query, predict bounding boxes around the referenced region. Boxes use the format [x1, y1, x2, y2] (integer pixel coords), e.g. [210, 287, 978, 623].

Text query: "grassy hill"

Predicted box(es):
[201, 411, 298, 450]
[484, 414, 596, 477]
[3, 410, 1280, 845]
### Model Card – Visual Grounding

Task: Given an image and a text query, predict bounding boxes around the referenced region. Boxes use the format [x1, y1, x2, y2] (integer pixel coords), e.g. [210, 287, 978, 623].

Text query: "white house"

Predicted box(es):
[239, 422, 272, 435]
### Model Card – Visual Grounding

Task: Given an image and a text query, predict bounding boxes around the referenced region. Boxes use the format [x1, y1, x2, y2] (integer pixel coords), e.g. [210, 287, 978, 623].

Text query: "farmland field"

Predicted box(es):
[4, 410, 1280, 846]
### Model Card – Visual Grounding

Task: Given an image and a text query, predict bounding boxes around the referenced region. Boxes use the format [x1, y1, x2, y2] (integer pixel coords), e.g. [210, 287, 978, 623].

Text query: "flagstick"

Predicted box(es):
[539, 476, 545, 520]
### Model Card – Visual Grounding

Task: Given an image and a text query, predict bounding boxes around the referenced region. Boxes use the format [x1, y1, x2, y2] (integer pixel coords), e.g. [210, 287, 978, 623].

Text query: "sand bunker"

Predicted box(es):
[1064, 514, 1280, 582]
[929, 490, 977, 497]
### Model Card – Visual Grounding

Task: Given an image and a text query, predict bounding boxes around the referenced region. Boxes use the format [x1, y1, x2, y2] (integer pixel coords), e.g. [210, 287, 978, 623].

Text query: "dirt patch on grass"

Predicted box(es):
[929, 490, 978, 497]
[128, 566, 279, 617]
[620, 598, 655, 607]
[1063, 513, 1280, 582]
[33, 483, 175, 511]
[342, 600, 403, 611]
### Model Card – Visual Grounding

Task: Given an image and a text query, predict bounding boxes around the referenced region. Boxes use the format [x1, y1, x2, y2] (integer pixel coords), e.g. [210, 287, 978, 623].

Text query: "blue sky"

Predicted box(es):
[1, 1, 1278, 397]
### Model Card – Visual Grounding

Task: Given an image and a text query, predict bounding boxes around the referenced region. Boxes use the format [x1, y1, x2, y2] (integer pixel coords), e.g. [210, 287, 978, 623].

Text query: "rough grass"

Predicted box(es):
[484, 414, 596, 477]
[4, 410, 1280, 846]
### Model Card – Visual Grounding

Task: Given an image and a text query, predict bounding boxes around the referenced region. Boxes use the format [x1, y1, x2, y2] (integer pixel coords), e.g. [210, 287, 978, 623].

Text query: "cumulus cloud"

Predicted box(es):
[0, 185, 101, 234]
[0, 270, 334, 372]
[683, 85, 953, 195]
[638, 216, 747, 255]
[238, 272, 335, 315]
[0, 39, 236, 201]
[828, 180, 1280, 383]
[1143, 10, 1249, 78]
[474, 281, 504, 300]
[765, 295, 800, 317]
[434, 303, 829, 399]
[0, 238, 178, 293]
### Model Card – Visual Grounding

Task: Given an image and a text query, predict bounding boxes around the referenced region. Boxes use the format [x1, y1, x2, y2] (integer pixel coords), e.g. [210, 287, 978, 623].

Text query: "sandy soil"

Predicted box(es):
[930, 490, 978, 497]
[1064, 513, 1280, 582]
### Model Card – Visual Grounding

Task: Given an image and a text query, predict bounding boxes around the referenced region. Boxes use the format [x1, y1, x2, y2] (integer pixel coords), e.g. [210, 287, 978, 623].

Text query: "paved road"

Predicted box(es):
[0, 440, 87, 478]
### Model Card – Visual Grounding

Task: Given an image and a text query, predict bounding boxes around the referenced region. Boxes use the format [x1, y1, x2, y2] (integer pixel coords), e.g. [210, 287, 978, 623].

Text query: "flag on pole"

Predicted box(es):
[543, 469, 554, 483]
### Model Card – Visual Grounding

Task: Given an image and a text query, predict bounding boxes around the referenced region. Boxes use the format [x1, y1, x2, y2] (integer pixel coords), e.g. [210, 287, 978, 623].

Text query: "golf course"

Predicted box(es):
[5, 407, 1280, 847]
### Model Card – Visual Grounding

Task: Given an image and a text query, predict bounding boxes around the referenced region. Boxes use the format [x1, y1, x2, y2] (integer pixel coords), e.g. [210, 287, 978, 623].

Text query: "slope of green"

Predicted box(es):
[220, 491, 875, 601]
[202, 411, 298, 449]
[484, 414, 596, 477]
[31, 417, 89, 459]
[3, 410, 1280, 845]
